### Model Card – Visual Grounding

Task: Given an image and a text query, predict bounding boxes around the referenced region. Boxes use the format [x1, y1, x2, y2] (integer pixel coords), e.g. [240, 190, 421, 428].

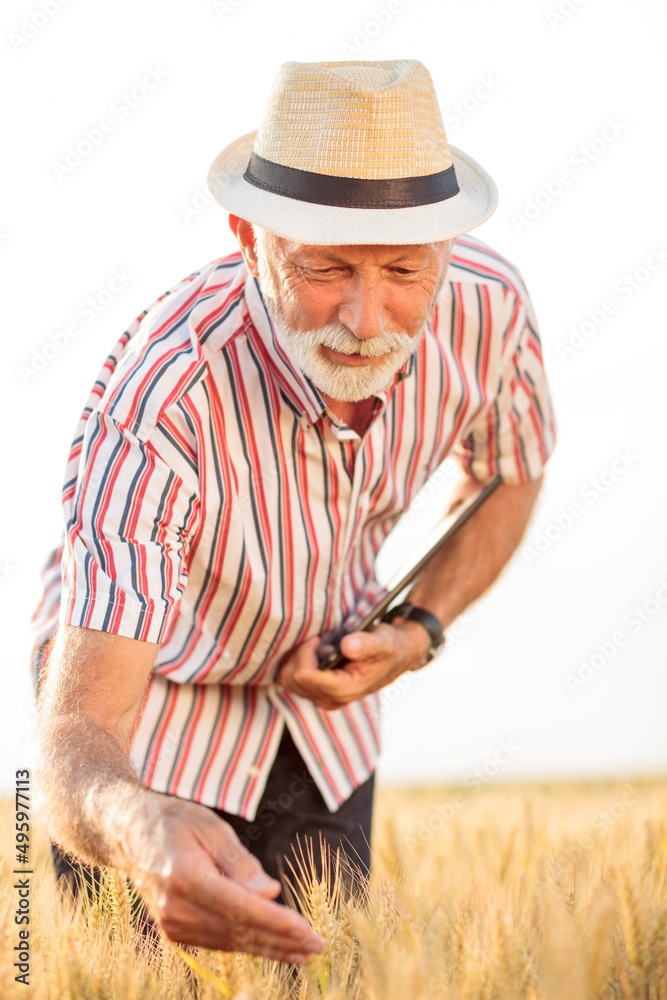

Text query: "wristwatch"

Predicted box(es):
[380, 601, 446, 670]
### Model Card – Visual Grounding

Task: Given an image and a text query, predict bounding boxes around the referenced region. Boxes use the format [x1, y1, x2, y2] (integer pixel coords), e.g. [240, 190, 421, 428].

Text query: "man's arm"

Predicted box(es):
[276, 474, 543, 708]
[406, 473, 543, 629]
[34, 624, 324, 962]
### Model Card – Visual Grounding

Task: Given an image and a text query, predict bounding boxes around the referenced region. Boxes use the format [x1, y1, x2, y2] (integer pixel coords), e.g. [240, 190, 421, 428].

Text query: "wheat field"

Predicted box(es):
[1, 778, 666, 999]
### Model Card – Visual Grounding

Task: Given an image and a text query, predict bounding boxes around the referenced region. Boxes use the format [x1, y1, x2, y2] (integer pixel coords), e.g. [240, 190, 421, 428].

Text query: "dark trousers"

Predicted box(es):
[50, 725, 374, 939]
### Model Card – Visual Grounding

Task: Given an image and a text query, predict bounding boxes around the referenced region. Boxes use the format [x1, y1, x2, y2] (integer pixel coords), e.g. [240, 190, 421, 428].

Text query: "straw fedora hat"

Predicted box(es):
[207, 59, 498, 245]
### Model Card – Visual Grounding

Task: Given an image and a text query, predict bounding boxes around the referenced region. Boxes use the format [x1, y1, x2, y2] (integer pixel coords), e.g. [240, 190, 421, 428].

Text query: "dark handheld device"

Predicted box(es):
[317, 474, 502, 670]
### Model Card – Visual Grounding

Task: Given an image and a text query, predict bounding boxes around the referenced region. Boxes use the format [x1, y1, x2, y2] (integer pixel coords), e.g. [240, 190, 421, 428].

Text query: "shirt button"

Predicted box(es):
[247, 765, 260, 777]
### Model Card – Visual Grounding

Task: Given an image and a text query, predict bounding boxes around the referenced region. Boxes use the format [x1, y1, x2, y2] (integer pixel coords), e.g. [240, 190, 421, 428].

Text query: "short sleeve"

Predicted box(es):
[59, 410, 201, 643]
[453, 292, 557, 485]
[28, 541, 64, 694]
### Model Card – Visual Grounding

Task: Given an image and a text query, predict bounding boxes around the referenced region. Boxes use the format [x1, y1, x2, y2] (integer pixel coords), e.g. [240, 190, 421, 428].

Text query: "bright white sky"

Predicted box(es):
[2, 0, 666, 793]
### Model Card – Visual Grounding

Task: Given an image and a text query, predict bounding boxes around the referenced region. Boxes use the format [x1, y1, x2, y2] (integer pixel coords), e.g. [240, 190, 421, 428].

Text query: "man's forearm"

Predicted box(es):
[33, 623, 168, 875]
[35, 662, 325, 960]
[406, 475, 543, 630]
[35, 712, 156, 872]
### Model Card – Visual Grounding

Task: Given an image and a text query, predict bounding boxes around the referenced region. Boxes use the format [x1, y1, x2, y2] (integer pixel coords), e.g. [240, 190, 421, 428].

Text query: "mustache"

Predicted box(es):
[291, 323, 417, 358]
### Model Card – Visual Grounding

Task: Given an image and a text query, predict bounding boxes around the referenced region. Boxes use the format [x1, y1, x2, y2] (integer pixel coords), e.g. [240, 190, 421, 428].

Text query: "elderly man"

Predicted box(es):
[31, 59, 556, 963]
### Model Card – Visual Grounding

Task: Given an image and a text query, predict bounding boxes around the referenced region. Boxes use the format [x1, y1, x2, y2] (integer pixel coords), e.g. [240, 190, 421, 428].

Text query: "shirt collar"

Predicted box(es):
[243, 264, 418, 429]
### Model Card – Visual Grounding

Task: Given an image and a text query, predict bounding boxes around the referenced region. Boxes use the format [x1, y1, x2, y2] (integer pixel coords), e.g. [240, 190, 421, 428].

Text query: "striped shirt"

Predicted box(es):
[29, 234, 557, 820]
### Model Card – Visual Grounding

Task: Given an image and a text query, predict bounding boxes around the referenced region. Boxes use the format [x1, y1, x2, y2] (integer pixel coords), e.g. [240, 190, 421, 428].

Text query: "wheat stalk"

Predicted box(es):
[6, 780, 667, 999]
[617, 867, 649, 993]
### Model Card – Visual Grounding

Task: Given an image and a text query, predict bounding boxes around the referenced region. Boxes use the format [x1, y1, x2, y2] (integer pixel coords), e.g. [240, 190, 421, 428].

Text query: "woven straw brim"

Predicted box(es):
[207, 131, 498, 245]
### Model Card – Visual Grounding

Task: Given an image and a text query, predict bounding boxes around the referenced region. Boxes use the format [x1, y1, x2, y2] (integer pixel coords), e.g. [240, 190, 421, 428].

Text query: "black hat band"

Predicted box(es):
[243, 152, 459, 209]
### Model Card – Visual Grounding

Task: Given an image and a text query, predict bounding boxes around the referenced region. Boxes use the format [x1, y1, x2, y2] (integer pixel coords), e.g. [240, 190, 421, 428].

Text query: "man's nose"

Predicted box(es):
[337, 278, 389, 339]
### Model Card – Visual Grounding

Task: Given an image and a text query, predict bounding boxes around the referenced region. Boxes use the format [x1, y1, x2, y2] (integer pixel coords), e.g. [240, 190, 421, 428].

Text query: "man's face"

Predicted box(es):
[252, 227, 453, 403]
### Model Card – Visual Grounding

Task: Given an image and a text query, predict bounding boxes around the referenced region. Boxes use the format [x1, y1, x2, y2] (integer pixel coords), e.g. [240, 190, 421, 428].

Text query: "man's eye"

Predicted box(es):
[313, 267, 336, 274]
[393, 267, 416, 275]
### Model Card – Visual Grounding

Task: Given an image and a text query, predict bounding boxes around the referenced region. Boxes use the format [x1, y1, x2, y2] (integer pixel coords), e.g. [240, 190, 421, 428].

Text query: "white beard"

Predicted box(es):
[274, 318, 424, 403]
[253, 231, 450, 403]
[257, 279, 426, 403]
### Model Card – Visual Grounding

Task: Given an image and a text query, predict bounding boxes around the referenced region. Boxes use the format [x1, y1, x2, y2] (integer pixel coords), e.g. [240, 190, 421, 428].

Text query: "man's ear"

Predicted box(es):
[228, 215, 259, 276]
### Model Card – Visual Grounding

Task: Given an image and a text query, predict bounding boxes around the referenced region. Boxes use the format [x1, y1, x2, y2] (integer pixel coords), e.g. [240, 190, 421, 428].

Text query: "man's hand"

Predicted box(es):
[120, 791, 325, 961]
[275, 619, 430, 710]
[276, 474, 545, 712]
[35, 625, 325, 964]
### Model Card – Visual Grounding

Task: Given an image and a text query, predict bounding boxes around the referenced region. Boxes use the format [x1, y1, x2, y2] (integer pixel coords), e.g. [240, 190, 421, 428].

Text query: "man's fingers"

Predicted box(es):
[156, 878, 324, 957]
[286, 633, 386, 703]
[339, 626, 392, 662]
[201, 820, 280, 895]
[276, 635, 321, 685]
[130, 804, 325, 959]
[289, 663, 359, 702]
[277, 626, 402, 707]
[169, 914, 323, 961]
[184, 853, 322, 948]
[160, 895, 324, 960]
